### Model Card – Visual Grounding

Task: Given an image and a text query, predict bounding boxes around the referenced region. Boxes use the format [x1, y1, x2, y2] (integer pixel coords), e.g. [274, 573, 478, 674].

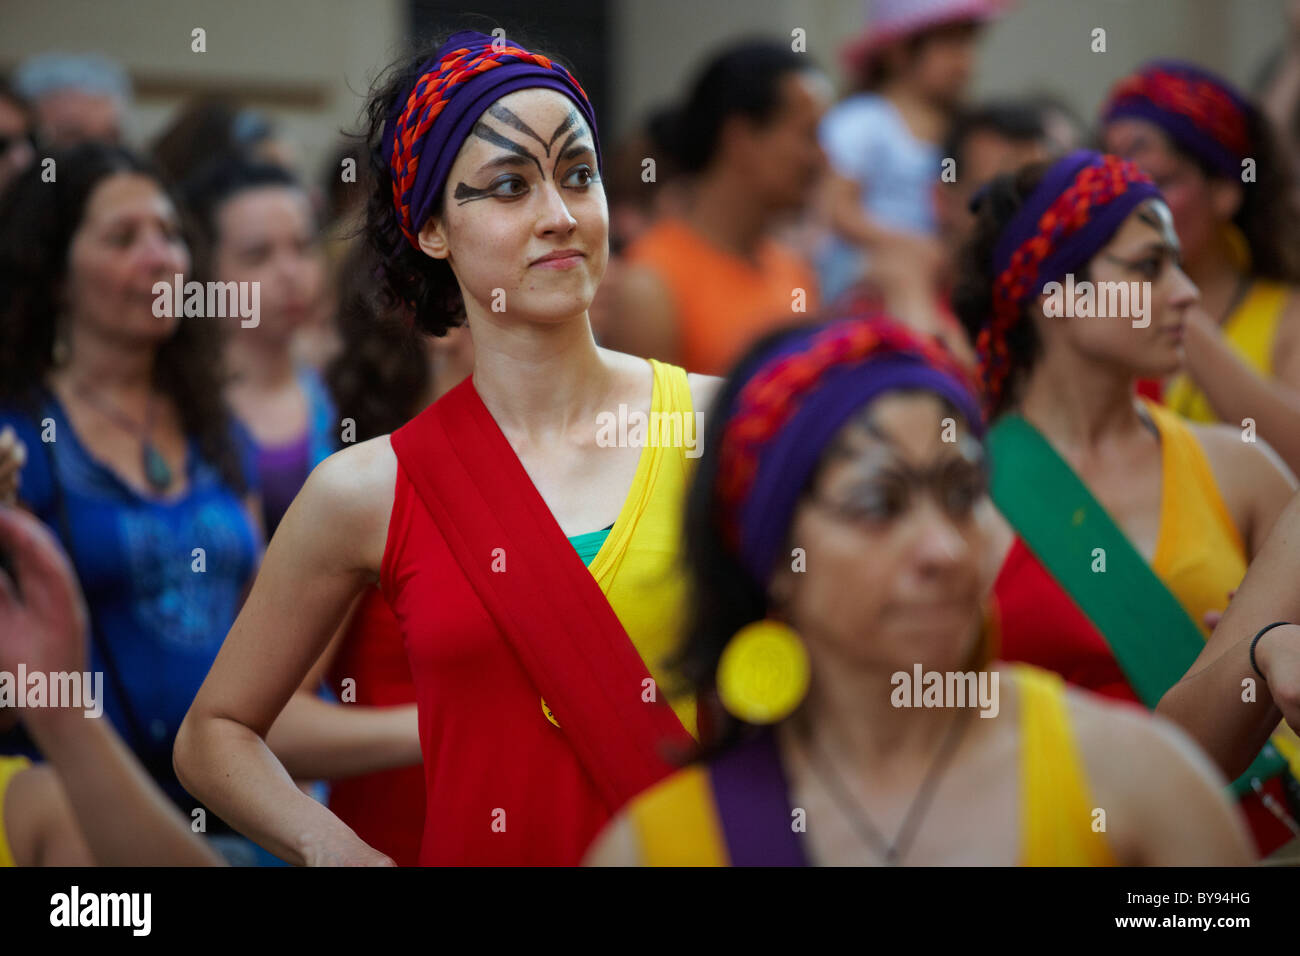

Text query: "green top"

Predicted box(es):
[568, 524, 614, 566]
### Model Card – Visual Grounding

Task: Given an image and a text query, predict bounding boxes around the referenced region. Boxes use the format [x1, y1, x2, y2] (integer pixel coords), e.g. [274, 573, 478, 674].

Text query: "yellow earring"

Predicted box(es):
[1223, 223, 1252, 274]
[716, 618, 810, 724]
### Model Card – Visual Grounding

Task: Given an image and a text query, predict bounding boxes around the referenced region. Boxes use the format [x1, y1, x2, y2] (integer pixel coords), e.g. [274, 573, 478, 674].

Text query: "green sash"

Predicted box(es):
[987, 413, 1287, 798]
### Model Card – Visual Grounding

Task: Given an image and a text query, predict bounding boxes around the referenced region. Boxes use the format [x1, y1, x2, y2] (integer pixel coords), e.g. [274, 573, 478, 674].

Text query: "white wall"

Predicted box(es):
[0, 0, 408, 183]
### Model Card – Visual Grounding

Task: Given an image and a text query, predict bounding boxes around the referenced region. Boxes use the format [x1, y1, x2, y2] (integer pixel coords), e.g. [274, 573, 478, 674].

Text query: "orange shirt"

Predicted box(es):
[627, 218, 818, 375]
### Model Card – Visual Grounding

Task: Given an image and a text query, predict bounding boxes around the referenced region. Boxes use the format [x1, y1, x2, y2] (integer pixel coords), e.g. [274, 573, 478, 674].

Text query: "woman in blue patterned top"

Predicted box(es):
[0, 144, 262, 851]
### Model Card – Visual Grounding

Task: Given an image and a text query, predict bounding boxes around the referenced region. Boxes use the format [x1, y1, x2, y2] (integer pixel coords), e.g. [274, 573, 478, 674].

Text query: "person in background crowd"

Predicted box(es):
[1101, 60, 1300, 473]
[0, 144, 268, 864]
[0, 507, 224, 867]
[260, 242, 474, 867]
[834, 97, 1052, 368]
[587, 314, 1251, 866]
[816, 0, 1004, 307]
[13, 52, 131, 148]
[588, 109, 688, 345]
[607, 40, 830, 375]
[151, 98, 296, 187]
[0, 77, 36, 197]
[181, 159, 336, 540]
[955, 150, 1300, 858]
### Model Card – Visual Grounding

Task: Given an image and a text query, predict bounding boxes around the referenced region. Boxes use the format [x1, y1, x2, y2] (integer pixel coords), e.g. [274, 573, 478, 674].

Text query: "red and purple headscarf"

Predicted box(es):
[976, 149, 1161, 410]
[1101, 60, 1253, 179]
[716, 314, 982, 586]
[382, 30, 601, 249]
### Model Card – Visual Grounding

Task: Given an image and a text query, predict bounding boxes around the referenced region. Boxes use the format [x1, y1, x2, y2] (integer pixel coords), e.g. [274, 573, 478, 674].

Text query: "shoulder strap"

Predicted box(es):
[987, 414, 1287, 796]
[707, 729, 808, 866]
[1015, 666, 1116, 866]
[388, 378, 693, 812]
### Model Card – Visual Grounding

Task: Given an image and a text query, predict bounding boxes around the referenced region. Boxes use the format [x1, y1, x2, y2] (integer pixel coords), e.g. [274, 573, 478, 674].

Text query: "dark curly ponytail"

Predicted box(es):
[951, 161, 1052, 420]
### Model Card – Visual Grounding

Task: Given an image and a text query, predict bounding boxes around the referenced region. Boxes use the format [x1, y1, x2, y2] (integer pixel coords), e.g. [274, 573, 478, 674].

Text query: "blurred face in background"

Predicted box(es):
[213, 185, 324, 343]
[733, 70, 831, 214]
[34, 89, 123, 148]
[1103, 118, 1242, 271]
[886, 22, 982, 107]
[63, 172, 190, 346]
[937, 129, 1048, 262]
[0, 94, 35, 194]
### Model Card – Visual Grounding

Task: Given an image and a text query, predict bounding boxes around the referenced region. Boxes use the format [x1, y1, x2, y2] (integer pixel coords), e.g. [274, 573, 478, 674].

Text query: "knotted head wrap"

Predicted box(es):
[976, 149, 1161, 411]
[716, 314, 982, 587]
[382, 30, 601, 248]
[1101, 60, 1252, 179]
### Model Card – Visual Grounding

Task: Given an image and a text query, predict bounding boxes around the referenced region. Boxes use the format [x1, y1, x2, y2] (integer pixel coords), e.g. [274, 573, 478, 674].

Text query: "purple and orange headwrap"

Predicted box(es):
[1101, 60, 1253, 179]
[382, 30, 601, 249]
[716, 314, 982, 586]
[977, 149, 1161, 410]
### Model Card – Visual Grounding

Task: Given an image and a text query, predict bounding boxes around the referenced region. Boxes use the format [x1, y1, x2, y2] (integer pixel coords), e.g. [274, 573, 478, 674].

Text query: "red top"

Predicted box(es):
[325, 588, 425, 867]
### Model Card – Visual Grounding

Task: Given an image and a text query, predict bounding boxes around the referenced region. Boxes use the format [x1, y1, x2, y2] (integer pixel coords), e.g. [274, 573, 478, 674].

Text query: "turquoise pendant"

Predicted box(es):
[143, 442, 172, 492]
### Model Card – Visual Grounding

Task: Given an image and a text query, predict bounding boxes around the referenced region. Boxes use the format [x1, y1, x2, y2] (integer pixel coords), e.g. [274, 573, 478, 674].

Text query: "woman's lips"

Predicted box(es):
[530, 251, 585, 270]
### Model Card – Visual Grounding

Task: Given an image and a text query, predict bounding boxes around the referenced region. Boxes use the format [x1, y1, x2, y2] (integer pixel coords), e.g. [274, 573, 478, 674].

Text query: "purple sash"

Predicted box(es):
[707, 729, 809, 866]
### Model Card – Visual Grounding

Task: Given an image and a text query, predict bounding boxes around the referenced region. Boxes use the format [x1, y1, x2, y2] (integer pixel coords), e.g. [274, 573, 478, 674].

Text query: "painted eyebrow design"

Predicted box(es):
[454, 109, 595, 204]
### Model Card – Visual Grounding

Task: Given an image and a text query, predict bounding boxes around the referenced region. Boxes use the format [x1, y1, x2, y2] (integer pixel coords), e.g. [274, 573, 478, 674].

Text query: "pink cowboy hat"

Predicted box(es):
[841, 0, 1010, 74]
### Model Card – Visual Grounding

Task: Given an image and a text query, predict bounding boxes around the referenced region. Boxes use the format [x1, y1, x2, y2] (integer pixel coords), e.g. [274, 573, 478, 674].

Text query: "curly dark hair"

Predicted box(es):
[325, 240, 429, 442]
[951, 161, 1053, 421]
[357, 28, 581, 338]
[0, 143, 246, 491]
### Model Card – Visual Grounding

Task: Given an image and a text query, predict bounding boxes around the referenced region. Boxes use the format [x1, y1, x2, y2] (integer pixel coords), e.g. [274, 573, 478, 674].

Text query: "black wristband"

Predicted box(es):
[1250, 622, 1292, 682]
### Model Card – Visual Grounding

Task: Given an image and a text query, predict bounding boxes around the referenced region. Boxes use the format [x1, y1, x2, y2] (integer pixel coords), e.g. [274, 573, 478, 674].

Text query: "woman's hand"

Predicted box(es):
[302, 832, 397, 867]
[0, 425, 26, 507]
[1255, 623, 1300, 735]
[0, 505, 88, 681]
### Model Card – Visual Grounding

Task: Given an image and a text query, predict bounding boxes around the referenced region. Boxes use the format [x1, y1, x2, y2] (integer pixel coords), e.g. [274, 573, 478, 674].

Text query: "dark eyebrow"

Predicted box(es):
[558, 142, 594, 163]
[471, 122, 543, 176]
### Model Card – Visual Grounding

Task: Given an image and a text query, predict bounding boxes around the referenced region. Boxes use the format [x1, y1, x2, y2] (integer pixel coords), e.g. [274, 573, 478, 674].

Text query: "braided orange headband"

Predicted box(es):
[382, 30, 600, 248]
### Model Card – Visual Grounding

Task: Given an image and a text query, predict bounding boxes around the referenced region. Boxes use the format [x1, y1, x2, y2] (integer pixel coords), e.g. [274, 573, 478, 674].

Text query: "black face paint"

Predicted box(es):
[452, 110, 597, 204]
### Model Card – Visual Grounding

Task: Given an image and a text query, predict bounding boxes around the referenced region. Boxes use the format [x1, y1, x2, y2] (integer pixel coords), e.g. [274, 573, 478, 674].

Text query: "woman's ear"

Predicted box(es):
[1208, 177, 1243, 223]
[417, 217, 451, 261]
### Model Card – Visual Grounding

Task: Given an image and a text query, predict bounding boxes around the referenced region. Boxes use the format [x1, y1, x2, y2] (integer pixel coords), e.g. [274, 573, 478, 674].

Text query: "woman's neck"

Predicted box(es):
[53, 320, 156, 398]
[781, 650, 971, 776]
[465, 310, 614, 438]
[226, 332, 297, 389]
[1017, 345, 1142, 449]
[685, 167, 771, 262]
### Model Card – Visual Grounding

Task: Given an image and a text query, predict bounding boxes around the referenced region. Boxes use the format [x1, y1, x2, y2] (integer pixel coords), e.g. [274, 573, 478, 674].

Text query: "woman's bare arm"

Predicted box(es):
[174, 437, 398, 866]
[264, 592, 421, 781]
[1182, 305, 1300, 477]
[1157, 491, 1300, 779]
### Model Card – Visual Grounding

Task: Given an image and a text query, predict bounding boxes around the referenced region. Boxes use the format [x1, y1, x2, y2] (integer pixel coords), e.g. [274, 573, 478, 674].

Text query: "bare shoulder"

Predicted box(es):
[5, 763, 72, 866]
[1064, 687, 1251, 863]
[1187, 421, 1295, 531]
[302, 436, 397, 517]
[1189, 420, 1290, 480]
[582, 811, 643, 866]
[274, 436, 398, 577]
[687, 372, 725, 422]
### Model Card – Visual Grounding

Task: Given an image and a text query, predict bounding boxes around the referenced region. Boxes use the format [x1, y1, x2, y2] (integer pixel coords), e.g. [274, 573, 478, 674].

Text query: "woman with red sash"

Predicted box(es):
[176, 30, 720, 865]
[587, 314, 1252, 866]
[953, 149, 1300, 856]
